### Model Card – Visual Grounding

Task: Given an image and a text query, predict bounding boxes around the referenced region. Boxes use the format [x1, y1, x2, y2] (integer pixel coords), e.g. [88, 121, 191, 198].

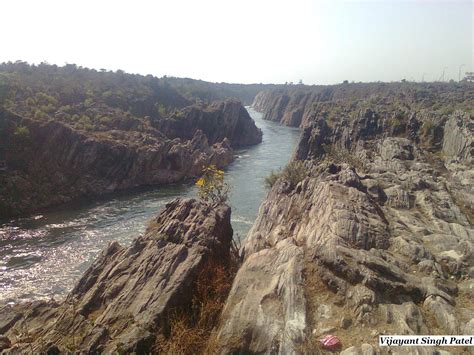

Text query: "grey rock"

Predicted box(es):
[0, 198, 233, 353]
[340, 343, 376, 355]
[215, 238, 306, 354]
[340, 316, 353, 329]
[442, 111, 473, 164]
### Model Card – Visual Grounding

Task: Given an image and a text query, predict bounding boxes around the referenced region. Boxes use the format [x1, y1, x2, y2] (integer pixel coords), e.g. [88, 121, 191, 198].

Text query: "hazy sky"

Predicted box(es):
[1, 0, 472, 84]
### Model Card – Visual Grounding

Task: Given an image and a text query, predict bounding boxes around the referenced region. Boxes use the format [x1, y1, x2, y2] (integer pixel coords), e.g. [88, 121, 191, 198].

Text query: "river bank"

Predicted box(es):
[0, 108, 300, 303]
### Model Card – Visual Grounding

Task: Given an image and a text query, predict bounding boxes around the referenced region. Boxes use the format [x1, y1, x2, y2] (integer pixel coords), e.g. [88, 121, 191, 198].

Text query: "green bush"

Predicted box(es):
[14, 125, 30, 138]
[264, 170, 281, 189]
[196, 165, 230, 205]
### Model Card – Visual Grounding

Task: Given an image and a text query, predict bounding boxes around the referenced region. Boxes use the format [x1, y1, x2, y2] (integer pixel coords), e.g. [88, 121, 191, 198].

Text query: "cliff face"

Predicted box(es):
[155, 100, 262, 148]
[215, 92, 473, 353]
[0, 99, 261, 218]
[252, 83, 474, 129]
[0, 198, 234, 353]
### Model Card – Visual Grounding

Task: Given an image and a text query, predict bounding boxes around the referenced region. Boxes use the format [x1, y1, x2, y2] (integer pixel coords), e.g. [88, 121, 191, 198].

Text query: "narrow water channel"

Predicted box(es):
[0, 108, 300, 302]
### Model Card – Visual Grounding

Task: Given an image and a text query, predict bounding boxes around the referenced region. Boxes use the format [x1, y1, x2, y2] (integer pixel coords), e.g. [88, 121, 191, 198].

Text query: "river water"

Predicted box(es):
[0, 108, 300, 303]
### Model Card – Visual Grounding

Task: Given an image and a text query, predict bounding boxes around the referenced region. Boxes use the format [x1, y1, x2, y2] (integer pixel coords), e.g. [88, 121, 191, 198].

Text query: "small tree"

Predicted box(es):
[196, 165, 229, 205]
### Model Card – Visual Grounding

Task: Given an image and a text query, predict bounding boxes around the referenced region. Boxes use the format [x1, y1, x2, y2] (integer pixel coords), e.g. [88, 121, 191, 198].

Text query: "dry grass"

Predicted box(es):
[265, 160, 309, 189]
[154, 256, 238, 354]
[322, 144, 365, 172]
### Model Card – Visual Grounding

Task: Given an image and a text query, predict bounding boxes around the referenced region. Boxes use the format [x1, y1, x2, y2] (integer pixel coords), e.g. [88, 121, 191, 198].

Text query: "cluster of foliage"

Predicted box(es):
[0, 61, 282, 137]
[196, 165, 229, 205]
[162, 76, 278, 106]
[265, 160, 308, 189]
[0, 61, 194, 134]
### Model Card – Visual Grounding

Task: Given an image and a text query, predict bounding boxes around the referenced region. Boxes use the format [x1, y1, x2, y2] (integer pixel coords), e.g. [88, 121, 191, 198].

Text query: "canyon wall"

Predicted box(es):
[0, 100, 261, 218]
[216, 85, 473, 353]
[252, 82, 473, 129]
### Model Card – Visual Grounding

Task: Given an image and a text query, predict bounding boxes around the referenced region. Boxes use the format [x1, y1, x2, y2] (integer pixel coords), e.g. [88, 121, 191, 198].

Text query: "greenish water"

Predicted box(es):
[0, 108, 300, 302]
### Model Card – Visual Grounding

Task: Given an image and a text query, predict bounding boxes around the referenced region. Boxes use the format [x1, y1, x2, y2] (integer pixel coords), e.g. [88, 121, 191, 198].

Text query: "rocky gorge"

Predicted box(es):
[212, 85, 473, 354]
[0, 79, 473, 354]
[0, 64, 262, 218]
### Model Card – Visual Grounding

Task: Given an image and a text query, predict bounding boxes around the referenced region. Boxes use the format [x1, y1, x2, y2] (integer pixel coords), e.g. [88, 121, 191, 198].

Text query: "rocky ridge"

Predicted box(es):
[252, 82, 473, 129]
[214, 89, 473, 354]
[0, 198, 234, 353]
[155, 99, 262, 148]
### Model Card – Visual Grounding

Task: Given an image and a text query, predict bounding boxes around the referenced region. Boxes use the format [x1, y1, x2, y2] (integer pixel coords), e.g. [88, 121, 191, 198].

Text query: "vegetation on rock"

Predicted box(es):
[196, 165, 230, 205]
[265, 160, 308, 189]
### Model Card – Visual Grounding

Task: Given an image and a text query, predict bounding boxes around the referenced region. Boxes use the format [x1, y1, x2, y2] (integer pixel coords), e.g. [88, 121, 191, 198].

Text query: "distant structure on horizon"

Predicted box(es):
[463, 72, 474, 82]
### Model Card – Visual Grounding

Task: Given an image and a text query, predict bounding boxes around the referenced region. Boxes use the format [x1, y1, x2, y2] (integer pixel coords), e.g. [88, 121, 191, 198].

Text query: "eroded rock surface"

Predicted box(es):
[156, 99, 263, 148]
[216, 88, 473, 354]
[0, 198, 233, 353]
[0, 98, 260, 218]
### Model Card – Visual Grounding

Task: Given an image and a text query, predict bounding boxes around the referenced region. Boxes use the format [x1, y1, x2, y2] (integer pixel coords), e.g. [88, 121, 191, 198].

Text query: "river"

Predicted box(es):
[0, 108, 300, 303]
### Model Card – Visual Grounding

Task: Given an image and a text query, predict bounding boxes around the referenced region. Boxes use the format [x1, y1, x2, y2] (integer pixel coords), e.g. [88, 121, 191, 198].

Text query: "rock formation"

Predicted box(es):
[252, 82, 474, 129]
[155, 100, 262, 148]
[0, 198, 234, 353]
[0, 98, 261, 218]
[0, 63, 263, 219]
[1, 79, 473, 354]
[215, 87, 473, 354]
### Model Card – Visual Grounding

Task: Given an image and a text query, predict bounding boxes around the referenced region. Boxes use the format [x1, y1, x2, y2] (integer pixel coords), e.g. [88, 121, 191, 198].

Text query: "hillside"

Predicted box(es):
[0, 63, 262, 218]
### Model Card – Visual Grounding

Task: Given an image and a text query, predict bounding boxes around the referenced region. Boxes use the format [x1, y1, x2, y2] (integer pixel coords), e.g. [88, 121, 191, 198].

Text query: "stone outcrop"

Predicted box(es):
[0, 198, 233, 353]
[442, 111, 473, 164]
[215, 92, 473, 354]
[156, 100, 263, 148]
[0, 99, 261, 218]
[252, 83, 474, 129]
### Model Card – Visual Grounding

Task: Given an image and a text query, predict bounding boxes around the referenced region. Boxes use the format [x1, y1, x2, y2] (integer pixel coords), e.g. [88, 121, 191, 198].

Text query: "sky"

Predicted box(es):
[1, 0, 472, 84]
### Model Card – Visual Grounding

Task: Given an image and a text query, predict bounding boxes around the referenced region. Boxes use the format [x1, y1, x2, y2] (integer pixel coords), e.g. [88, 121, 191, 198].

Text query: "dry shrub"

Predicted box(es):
[322, 144, 365, 171]
[155, 255, 239, 354]
[265, 160, 308, 189]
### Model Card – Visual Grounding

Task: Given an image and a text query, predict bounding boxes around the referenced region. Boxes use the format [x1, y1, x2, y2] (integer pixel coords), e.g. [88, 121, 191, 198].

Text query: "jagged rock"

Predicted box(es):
[0, 198, 233, 353]
[384, 185, 413, 209]
[0, 335, 11, 351]
[214, 88, 474, 352]
[156, 100, 262, 148]
[423, 295, 458, 334]
[442, 111, 473, 163]
[340, 343, 375, 355]
[215, 238, 306, 354]
[464, 318, 474, 334]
